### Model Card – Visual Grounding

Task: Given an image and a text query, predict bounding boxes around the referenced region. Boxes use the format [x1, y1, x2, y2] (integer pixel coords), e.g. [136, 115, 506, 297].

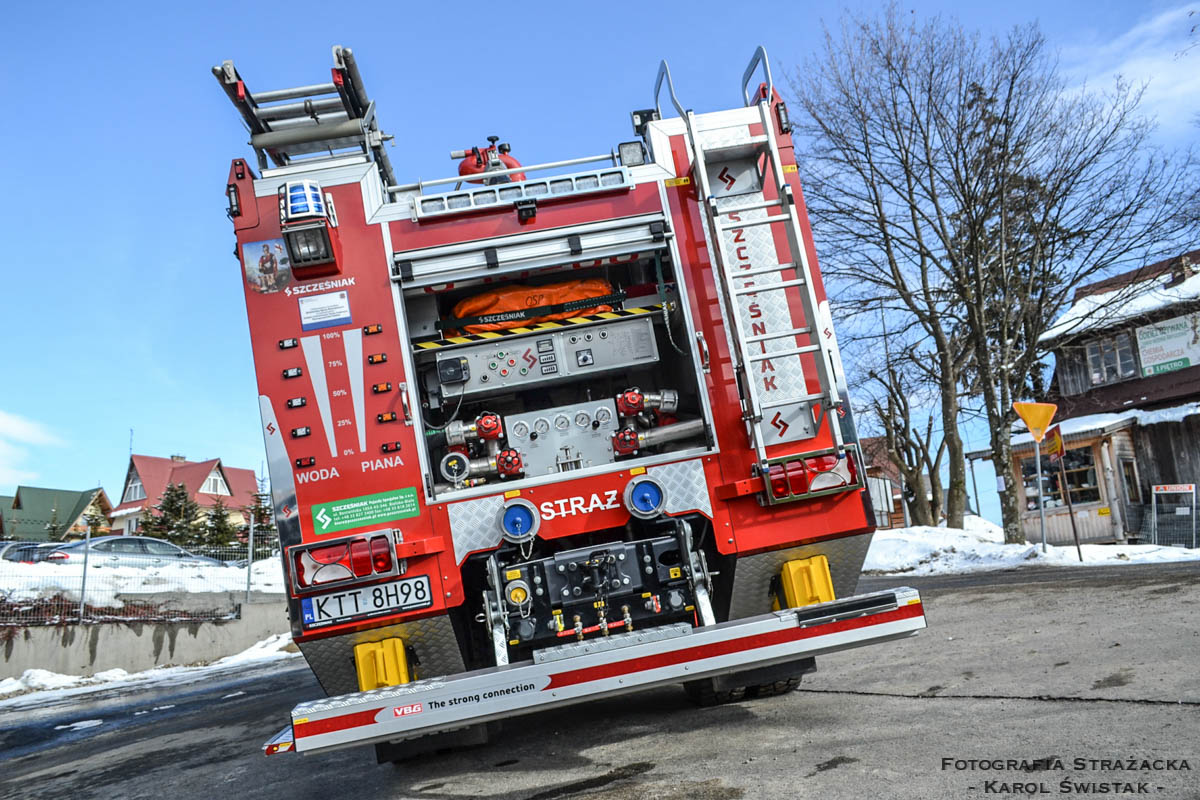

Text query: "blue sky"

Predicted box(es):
[0, 1, 1196, 525]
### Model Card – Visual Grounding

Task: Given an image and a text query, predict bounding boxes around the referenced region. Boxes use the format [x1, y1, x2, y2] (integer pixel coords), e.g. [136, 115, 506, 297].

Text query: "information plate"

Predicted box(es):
[311, 488, 420, 535]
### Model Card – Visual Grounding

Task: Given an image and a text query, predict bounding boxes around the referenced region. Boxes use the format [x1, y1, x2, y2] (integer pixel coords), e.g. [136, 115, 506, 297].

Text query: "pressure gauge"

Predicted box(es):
[511, 421, 530, 439]
[554, 414, 570, 431]
[575, 411, 591, 428]
[594, 407, 613, 424]
[534, 418, 550, 434]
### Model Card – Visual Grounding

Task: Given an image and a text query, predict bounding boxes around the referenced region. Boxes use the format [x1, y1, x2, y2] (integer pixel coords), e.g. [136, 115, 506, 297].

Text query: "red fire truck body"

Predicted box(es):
[216, 46, 925, 760]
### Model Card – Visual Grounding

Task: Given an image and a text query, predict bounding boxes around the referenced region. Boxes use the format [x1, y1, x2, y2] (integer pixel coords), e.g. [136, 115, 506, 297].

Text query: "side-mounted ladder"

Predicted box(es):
[655, 48, 859, 504]
[213, 45, 396, 186]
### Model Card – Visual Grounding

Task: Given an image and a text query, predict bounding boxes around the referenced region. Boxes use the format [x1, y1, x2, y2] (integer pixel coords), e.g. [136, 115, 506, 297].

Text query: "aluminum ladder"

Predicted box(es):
[213, 45, 396, 185]
[655, 48, 848, 497]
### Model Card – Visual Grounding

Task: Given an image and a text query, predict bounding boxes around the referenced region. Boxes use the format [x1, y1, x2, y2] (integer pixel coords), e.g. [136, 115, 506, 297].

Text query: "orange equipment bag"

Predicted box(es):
[443, 279, 623, 334]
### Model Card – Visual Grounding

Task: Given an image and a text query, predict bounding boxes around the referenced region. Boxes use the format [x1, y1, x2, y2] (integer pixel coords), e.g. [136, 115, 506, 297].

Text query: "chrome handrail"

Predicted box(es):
[386, 153, 617, 196]
[654, 60, 686, 119]
[741, 45, 774, 106]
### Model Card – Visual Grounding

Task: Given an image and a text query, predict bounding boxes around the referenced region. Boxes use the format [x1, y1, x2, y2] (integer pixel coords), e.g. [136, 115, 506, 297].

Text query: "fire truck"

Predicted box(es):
[214, 45, 925, 761]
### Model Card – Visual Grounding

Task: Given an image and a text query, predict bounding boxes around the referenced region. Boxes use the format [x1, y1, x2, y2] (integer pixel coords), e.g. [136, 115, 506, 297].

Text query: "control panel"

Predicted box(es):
[504, 399, 619, 475]
[432, 316, 659, 399]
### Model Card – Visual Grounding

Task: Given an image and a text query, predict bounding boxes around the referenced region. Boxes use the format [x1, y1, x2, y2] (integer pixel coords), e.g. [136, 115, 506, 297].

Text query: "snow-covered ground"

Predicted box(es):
[865, 515, 1200, 575]
[0, 558, 285, 608]
[0, 632, 300, 705]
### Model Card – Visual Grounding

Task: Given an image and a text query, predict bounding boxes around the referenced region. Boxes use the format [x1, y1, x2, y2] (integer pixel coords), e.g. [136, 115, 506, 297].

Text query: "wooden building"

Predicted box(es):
[975, 249, 1200, 546]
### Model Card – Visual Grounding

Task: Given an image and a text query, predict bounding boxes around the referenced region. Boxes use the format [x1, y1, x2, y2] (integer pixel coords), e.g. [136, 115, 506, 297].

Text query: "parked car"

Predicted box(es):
[0, 541, 62, 563]
[45, 536, 225, 568]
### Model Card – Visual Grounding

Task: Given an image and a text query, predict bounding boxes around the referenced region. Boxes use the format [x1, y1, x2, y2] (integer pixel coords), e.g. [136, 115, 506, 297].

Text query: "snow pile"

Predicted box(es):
[0, 632, 298, 701]
[961, 514, 1005, 542]
[864, 515, 1200, 575]
[210, 632, 296, 667]
[0, 558, 284, 608]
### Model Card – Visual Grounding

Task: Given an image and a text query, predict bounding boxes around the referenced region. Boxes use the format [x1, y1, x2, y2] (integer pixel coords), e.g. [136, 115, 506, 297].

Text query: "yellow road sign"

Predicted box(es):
[1013, 402, 1057, 443]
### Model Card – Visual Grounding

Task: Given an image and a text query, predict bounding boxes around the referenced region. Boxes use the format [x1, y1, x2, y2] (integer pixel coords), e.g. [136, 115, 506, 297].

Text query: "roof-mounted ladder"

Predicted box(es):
[213, 45, 396, 186]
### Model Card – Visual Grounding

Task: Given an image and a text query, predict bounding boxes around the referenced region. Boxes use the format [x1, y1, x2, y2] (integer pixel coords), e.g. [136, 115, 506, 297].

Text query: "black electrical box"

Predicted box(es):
[437, 357, 470, 384]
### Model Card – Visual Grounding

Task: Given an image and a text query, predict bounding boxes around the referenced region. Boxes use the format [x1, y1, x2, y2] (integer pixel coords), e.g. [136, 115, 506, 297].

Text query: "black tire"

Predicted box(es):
[683, 679, 747, 706]
[374, 722, 494, 764]
[745, 675, 803, 698]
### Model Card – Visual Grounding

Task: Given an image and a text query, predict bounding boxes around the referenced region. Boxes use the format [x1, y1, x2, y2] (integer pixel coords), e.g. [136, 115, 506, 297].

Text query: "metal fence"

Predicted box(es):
[0, 533, 283, 626]
[1148, 501, 1198, 549]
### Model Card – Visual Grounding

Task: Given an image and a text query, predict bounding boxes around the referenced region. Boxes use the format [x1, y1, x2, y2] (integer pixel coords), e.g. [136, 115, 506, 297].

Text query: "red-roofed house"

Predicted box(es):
[108, 454, 259, 534]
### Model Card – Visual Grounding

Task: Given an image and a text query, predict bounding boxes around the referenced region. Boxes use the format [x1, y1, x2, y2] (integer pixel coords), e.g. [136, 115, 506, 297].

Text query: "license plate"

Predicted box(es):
[300, 575, 432, 628]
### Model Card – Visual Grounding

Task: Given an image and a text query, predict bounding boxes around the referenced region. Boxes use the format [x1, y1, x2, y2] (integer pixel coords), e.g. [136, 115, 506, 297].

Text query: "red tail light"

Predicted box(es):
[46, 552, 68, 561]
[769, 462, 811, 498]
[370, 536, 392, 573]
[292, 534, 396, 591]
[350, 540, 372, 577]
[769, 453, 852, 499]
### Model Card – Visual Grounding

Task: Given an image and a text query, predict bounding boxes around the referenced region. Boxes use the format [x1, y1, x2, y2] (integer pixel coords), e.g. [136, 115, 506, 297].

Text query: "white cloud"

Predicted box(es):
[0, 410, 64, 489]
[1061, 5, 1200, 142]
[0, 440, 38, 487]
[0, 410, 63, 447]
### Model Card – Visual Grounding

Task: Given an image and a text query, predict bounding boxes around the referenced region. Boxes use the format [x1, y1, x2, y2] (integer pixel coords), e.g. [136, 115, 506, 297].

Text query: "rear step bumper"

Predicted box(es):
[265, 587, 925, 756]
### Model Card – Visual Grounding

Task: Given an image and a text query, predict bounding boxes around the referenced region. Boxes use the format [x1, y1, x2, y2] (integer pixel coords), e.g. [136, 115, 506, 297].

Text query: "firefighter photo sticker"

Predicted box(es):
[242, 238, 293, 294]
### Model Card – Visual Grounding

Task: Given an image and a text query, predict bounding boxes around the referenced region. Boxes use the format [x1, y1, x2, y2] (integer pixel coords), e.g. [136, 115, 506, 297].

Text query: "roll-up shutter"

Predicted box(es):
[392, 214, 668, 289]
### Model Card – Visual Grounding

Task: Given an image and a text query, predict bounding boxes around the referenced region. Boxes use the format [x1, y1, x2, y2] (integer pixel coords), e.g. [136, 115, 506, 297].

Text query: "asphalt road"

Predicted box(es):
[2, 562, 1198, 800]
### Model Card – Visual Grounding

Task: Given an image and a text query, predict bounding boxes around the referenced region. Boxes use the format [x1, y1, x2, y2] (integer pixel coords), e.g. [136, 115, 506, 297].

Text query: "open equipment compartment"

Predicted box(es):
[398, 233, 713, 500]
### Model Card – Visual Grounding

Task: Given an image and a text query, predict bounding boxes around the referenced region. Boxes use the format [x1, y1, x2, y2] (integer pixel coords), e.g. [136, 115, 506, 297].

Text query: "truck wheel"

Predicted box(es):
[374, 722, 495, 764]
[745, 675, 803, 698]
[682, 679, 747, 706]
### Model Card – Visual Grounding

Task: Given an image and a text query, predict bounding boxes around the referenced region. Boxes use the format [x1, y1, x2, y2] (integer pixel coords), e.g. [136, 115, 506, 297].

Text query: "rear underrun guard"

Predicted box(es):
[265, 587, 925, 756]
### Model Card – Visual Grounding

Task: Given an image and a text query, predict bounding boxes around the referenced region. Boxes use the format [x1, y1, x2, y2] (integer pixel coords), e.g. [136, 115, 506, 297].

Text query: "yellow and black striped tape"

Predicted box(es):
[413, 305, 661, 351]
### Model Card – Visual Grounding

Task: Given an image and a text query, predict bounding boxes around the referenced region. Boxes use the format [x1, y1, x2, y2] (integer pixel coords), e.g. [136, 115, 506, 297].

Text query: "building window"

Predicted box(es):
[1120, 459, 1141, 504]
[1086, 333, 1137, 386]
[201, 471, 230, 496]
[1020, 445, 1103, 510]
[123, 476, 145, 503]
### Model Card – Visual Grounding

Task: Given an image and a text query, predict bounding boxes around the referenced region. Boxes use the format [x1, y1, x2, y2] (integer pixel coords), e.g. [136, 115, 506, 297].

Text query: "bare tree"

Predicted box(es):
[854, 337, 948, 527]
[936, 29, 1196, 543]
[837, 302, 954, 526]
[790, 11, 980, 529]
[792, 9, 1198, 542]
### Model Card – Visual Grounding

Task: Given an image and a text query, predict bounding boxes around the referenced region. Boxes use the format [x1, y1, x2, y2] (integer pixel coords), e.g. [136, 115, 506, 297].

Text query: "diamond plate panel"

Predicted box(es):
[715, 191, 808, 402]
[697, 125, 754, 151]
[648, 459, 713, 517]
[726, 532, 874, 621]
[295, 677, 451, 716]
[448, 495, 505, 564]
[297, 614, 466, 697]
